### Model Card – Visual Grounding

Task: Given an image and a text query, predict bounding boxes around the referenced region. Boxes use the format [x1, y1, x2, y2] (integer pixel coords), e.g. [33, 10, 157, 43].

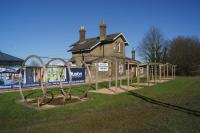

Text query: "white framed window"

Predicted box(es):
[114, 42, 120, 53]
[117, 43, 121, 52]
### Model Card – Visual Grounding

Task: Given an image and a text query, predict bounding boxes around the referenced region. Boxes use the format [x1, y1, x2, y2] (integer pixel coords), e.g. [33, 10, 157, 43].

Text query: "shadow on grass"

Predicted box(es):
[128, 91, 200, 117]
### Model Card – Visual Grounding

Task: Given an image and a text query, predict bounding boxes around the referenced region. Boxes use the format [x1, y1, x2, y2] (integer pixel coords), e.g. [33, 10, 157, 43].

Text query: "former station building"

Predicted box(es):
[68, 21, 138, 80]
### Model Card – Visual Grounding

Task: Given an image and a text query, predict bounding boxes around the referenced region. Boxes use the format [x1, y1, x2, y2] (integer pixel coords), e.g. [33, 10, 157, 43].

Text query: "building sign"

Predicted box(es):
[119, 64, 124, 74]
[98, 63, 108, 71]
[66, 68, 85, 83]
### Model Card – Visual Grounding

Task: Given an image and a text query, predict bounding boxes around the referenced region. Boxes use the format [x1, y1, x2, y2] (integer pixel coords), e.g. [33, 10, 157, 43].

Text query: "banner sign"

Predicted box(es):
[66, 68, 85, 83]
[0, 67, 85, 89]
[26, 68, 34, 84]
[98, 63, 108, 71]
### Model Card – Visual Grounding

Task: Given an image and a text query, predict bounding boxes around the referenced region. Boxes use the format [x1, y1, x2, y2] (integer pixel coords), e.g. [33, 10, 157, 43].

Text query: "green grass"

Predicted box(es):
[0, 77, 200, 133]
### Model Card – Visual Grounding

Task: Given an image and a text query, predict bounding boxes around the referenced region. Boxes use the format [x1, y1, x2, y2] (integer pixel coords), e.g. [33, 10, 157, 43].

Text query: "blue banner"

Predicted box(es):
[26, 68, 34, 84]
[0, 67, 86, 89]
[66, 68, 85, 83]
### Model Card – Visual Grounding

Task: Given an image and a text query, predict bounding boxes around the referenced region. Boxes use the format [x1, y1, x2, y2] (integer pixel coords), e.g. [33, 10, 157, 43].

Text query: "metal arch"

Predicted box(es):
[22, 54, 45, 68]
[19, 55, 46, 101]
[23, 55, 46, 94]
[45, 57, 73, 101]
[45, 58, 68, 67]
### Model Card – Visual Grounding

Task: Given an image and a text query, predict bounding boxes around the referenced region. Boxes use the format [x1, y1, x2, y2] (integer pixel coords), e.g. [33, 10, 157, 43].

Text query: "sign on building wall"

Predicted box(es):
[98, 63, 108, 71]
[66, 68, 85, 83]
[119, 64, 124, 74]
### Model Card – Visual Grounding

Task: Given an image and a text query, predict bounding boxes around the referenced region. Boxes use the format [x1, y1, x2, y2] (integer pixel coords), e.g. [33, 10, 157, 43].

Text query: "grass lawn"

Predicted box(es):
[0, 76, 200, 133]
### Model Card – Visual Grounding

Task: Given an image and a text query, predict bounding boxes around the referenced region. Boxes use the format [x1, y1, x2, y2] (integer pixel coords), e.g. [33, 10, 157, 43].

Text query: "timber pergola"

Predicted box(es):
[134, 62, 176, 86]
[126, 60, 138, 85]
[159, 63, 176, 80]
[91, 56, 132, 90]
[92, 57, 113, 90]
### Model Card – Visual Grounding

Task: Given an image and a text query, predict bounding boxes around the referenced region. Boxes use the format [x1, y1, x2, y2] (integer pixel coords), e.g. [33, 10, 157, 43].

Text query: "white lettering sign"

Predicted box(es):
[70, 72, 83, 78]
[98, 63, 108, 71]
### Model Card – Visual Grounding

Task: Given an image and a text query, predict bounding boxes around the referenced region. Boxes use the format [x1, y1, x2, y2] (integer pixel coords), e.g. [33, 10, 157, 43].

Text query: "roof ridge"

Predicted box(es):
[85, 32, 121, 40]
[69, 32, 126, 52]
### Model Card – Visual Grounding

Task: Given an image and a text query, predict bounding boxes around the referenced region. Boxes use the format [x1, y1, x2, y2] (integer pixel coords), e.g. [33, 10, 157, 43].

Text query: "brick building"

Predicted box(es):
[68, 21, 137, 80]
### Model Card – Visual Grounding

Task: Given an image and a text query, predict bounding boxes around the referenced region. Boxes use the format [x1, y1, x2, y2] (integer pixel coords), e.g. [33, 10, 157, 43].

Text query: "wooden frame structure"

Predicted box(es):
[135, 62, 176, 85]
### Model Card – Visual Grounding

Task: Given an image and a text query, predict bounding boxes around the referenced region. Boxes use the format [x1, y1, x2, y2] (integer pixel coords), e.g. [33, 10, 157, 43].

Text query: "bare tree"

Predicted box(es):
[139, 26, 165, 63]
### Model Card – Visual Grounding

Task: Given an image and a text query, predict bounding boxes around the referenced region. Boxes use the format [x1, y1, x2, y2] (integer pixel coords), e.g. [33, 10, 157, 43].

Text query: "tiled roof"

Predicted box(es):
[69, 32, 128, 52]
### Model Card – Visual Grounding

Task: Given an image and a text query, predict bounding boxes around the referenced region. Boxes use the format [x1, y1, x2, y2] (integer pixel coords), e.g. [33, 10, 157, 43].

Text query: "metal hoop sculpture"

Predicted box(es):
[45, 58, 72, 101]
[19, 55, 47, 101]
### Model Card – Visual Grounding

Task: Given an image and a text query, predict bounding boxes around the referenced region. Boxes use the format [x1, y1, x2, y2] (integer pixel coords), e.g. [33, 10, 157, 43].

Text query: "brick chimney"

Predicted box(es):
[79, 26, 86, 42]
[131, 48, 135, 60]
[99, 20, 106, 40]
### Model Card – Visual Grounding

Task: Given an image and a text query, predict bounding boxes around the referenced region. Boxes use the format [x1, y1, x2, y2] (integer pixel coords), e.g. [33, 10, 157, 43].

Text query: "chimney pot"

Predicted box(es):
[100, 20, 106, 40]
[131, 48, 135, 60]
[79, 26, 86, 42]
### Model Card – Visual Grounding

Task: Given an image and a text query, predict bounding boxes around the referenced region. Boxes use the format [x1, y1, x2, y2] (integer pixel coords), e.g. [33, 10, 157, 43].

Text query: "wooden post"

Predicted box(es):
[41, 69, 45, 96]
[174, 66, 176, 78]
[146, 64, 149, 83]
[154, 64, 157, 82]
[137, 64, 140, 83]
[130, 65, 133, 84]
[109, 62, 111, 89]
[127, 61, 130, 87]
[167, 63, 169, 79]
[151, 66, 153, 81]
[163, 64, 166, 79]
[67, 63, 72, 94]
[115, 59, 118, 89]
[95, 63, 98, 90]
[60, 68, 63, 89]
[171, 65, 173, 78]
[159, 65, 161, 81]
[119, 62, 122, 87]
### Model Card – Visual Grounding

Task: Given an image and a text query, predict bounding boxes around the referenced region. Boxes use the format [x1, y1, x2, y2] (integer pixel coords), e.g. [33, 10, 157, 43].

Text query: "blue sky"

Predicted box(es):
[0, 0, 200, 60]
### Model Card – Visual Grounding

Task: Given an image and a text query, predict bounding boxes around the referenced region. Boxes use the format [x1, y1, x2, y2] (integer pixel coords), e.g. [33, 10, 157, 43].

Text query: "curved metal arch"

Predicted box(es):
[22, 55, 45, 67]
[19, 55, 47, 101]
[45, 58, 68, 67]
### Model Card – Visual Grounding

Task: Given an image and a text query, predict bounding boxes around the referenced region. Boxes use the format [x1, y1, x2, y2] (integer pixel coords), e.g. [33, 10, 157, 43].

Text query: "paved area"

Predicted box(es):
[89, 85, 139, 95]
